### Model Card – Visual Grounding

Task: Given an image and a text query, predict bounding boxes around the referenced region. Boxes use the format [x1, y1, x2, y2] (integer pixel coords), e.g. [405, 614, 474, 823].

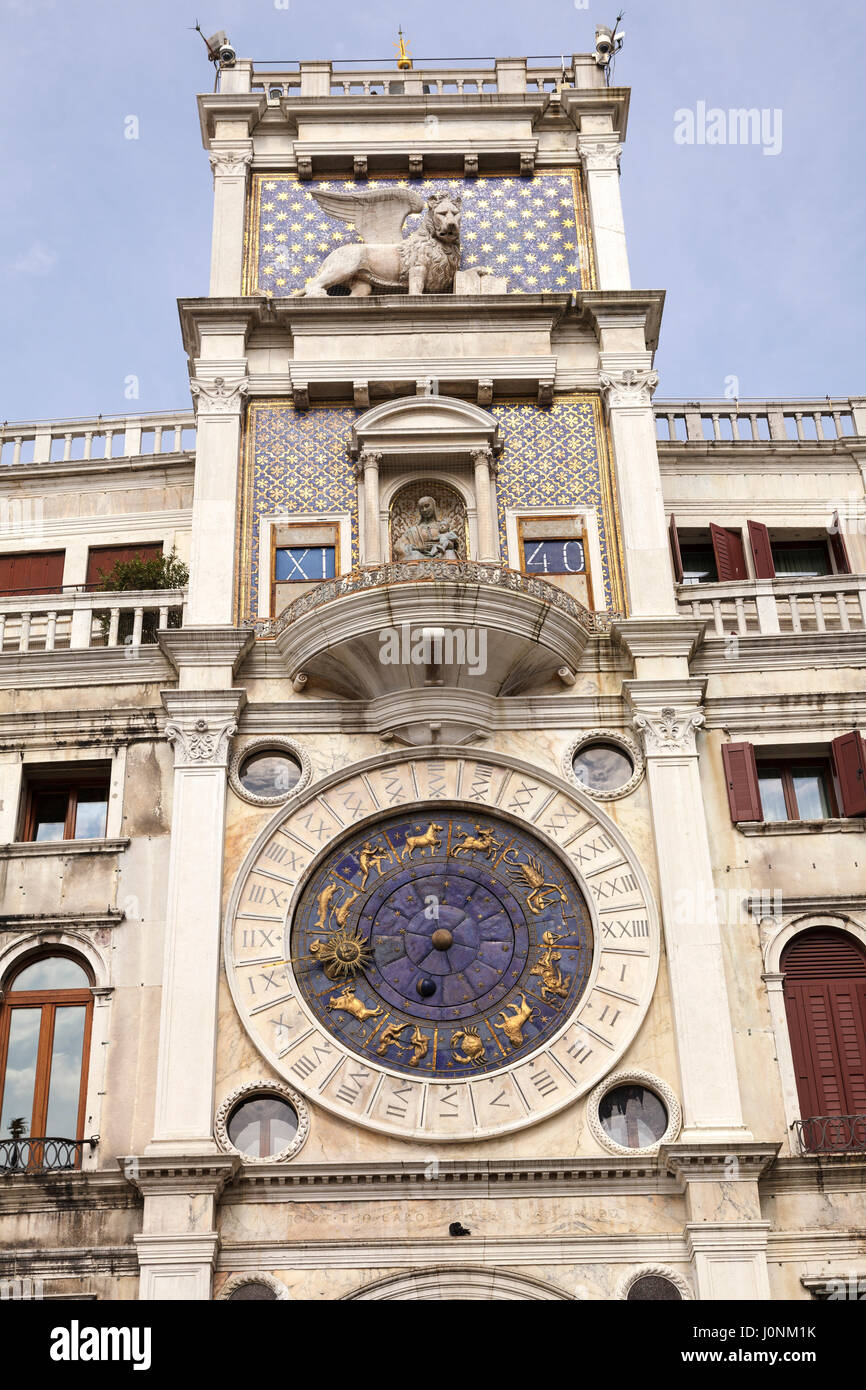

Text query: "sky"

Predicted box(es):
[1, 0, 863, 422]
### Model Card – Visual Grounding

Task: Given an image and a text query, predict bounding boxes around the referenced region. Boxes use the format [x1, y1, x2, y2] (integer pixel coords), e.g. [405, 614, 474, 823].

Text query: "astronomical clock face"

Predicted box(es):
[226, 752, 659, 1141]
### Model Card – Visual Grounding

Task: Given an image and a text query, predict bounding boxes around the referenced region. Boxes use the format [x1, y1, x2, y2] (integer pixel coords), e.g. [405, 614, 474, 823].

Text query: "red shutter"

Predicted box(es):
[668, 514, 683, 583]
[829, 514, 852, 575]
[0, 551, 64, 595]
[721, 741, 762, 822]
[86, 543, 163, 587]
[783, 931, 866, 1127]
[747, 520, 775, 578]
[831, 731, 866, 816]
[709, 524, 747, 581]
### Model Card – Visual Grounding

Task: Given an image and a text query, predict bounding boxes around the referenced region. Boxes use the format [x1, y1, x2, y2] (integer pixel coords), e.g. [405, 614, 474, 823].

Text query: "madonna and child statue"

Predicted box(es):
[393, 496, 460, 562]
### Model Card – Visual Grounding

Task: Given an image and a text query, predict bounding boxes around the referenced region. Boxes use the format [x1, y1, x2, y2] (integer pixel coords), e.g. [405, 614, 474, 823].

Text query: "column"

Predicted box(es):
[187, 373, 249, 625]
[471, 447, 497, 561]
[579, 136, 631, 289]
[147, 688, 245, 1154]
[625, 682, 751, 1144]
[600, 369, 678, 616]
[208, 147, 253, 296]
[662, 1149, 777, 1300]
[359, 449, 382, 564]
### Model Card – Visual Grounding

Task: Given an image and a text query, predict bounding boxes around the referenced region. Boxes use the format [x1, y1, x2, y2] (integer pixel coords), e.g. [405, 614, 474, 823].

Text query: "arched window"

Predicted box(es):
[782, 929, 866, 1152]
[0, 953, 94, 1171]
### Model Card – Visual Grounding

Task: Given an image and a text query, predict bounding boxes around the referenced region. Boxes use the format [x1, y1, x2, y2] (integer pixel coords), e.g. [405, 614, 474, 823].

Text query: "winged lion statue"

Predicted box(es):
[300, 187, 462, 297]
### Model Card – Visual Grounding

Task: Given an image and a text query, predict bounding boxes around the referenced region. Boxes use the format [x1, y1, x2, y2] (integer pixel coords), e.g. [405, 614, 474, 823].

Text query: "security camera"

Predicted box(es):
[197, 27, 237, 67]
[594, 21, 625, 67]
[218, 42, 236, 67]
[595, 25, 614, 61]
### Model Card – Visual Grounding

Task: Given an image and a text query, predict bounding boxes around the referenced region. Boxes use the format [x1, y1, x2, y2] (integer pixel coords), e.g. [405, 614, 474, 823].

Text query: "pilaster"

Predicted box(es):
[147, 688, 245, 1157]
[662, 1146, 778, 1299]
[579, 134, 631, 289]
[624, 678, 752, 1144]
[187, 369, 249, 625]
[208, 145, 253, 296]
[599, 368, 677, 617]
[128, 1155, 239, 1301]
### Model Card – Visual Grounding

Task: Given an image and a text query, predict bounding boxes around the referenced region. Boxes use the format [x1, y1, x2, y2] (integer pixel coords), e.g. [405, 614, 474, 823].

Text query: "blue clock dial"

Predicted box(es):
[291, 809, 594, 1077]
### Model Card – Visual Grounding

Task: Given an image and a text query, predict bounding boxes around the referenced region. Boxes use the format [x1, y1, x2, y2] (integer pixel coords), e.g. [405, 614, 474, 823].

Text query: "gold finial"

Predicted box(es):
[395, 26, 412, 70]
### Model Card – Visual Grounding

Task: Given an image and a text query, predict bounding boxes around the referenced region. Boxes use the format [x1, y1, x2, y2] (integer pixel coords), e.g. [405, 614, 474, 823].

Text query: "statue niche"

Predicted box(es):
[390, 484, 466, 563]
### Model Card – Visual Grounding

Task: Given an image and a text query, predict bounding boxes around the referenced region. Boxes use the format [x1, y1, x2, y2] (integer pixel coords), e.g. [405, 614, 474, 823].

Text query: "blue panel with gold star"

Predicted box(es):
[237, 396, 624, 621]
[243, 171, 595, 295]
[290, 809, 594, 1078]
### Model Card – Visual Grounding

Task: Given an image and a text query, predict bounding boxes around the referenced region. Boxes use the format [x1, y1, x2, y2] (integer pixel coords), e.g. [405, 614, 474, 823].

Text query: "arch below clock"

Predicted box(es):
[224, 745, 661, 1142]
[343, 1265, 574, 1301]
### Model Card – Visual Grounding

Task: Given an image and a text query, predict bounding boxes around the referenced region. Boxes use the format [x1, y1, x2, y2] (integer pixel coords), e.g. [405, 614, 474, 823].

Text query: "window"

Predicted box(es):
[0, 953, 93, 1169]
[573, 742, 634, 793]
[275, 546, 336, 583]
[722, 735, 866, 824]
[85, 543, 163, 588]
[522, 539, 585, 575]
[782, 930, 866, 1153]
[226, 1095, 299, 1159]
[626, 1275, 683, 1302]
[598, 1084, 669, 1150]
[756, 760, 837, 822]
[238, 748, 302, 799]
[0, 550, 65, 596]
[22, 766, 111, 842]
[669, 517, 853, 584]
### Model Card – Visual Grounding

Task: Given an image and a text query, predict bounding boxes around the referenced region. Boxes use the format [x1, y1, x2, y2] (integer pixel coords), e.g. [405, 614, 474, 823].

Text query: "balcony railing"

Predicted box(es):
[250, 560, 616, 640]
[655, 397, 864, 444]
[0, 408, 196, 469]
[0, 1136, 96, 1173]
[793, 1116, 866, 1155]
[0, 588, 186, 654]
[249, 55, 602, 103]
[677, 575, 866, 638]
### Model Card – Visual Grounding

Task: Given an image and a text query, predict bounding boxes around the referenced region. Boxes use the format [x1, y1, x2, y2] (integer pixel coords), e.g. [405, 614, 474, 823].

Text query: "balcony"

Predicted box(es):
[655, 397, 863, 444]
[251, 560, 611, 699]
[793, 1116, 866, 1156]
[0, 1136, 96, 1174]
[677, 574, 866, 638]
[0, 589, 187, 654]
[0, 408, 195, 469]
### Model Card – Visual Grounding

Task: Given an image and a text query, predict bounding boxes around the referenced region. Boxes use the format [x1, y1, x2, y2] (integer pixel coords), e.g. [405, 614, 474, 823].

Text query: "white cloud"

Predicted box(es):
[8, 241, 58, 274]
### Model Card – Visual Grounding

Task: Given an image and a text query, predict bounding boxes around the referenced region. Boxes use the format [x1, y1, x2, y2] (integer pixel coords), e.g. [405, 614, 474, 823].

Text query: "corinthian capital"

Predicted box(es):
[599, 368, 659, 409]
[579, 139, 623, 173]
[470, 446, 494, 471]
[165, 715, 238, 768]
[190, 376, 250, 416]
[631, 706, 705, 756]
[208, 147, 254, 180]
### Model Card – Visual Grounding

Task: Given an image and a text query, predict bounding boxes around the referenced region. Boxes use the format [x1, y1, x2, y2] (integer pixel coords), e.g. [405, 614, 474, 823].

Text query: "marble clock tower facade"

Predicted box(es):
[1, 43, 865, 1304]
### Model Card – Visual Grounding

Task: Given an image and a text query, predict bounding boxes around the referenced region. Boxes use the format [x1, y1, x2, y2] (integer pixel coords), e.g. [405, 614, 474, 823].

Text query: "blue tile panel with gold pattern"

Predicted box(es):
[243, 171, 595, 296]
[238, 397, 624, 621]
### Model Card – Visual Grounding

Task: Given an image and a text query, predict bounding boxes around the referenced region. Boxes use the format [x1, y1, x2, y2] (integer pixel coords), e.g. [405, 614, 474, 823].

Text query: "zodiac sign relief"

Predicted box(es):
[408, 1025, 429, 1068]
[327, 984, 383, 1023]
[529, 930, 570, 1004]
[376, 1020, 411, 1056]
[450, 824, 502, 859]
[401, 823, 444, 859]
[314, 881, 340, 930]
[503, 849, 568, 916]
[492, 994, 536, 1049]
[451, 1025, 486, 1067]
[358, 841, 390, 890]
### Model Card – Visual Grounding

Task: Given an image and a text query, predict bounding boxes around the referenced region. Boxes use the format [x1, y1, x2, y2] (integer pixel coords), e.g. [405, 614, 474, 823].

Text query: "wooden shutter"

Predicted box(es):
[0, 550, 64, 596]
[783, 931, 866, 1129]
[831, 731, 866, 816]
[747, 520, 775, 578]
[829, 514, 852, 575]
[721, 741, 762, 822]
[668, 514, 683, 583]
[709, 524, 747, 581]
[85, 543, 162, 587]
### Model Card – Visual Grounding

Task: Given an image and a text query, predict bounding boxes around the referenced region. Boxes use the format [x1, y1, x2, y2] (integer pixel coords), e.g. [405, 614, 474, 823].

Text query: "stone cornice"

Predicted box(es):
[691, 631, 866, 675]
[0, 910, 124, 932]
[158, 627, 254, 678]
[0, 646, 172, 691]
[613, 617, 706, 663]
[123, 1153, 240, 1199]
[0, 453, 194, 489]
[0, 1171, 138, 1215]
[703, 690, 866, 733]
[0, 839, 130, 860]
[659, 1143, 780, 1185]
[226, 1157, 678, 1203]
